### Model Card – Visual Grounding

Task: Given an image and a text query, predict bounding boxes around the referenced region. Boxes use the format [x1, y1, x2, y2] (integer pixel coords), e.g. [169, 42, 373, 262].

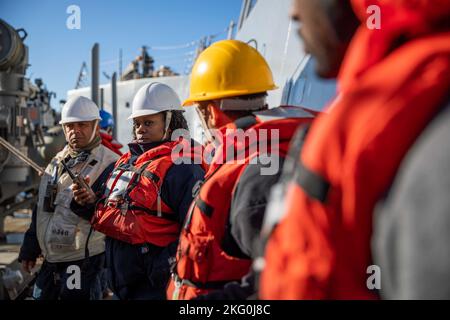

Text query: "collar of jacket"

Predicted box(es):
[128, 140, 169, 156]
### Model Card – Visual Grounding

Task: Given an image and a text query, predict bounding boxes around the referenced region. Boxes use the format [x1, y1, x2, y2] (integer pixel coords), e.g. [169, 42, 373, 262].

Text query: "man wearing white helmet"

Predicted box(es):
[72, 82, 206, 300]
[19, 96, 119, 300]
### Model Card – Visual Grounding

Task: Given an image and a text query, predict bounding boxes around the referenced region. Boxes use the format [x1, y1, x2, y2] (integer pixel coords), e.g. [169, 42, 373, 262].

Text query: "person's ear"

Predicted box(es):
[208, 103, 220, 128]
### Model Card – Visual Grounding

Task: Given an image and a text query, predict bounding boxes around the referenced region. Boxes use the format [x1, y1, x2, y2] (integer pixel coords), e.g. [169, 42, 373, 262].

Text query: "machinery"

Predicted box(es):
[0, 19, 65, 235]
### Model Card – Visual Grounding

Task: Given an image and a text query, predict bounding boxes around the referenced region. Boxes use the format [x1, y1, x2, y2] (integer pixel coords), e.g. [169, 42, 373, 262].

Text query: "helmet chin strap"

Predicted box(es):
[162, 111, 172, 140]
[62, 125, 69, 143]
[88, 120, 99, 143]
[195, 105, 215, 145]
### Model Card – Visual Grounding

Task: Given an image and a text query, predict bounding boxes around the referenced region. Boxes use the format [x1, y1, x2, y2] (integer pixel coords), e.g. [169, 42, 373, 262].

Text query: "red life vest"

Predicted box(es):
[92, 138, 206, 247]
[260, 1, 450, 299]
[100, 131, 123, 156]
[167, 107, 315, 300]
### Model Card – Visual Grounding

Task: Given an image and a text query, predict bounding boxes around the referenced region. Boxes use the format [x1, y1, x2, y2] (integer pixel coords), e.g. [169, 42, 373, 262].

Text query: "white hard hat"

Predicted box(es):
[129, 82, 182, 119]
[60, 96, 101, 124]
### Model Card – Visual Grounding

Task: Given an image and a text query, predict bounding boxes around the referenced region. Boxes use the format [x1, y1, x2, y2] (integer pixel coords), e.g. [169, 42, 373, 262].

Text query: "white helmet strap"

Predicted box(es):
[62, 125, 69, 143]
[88, 120, 99, 144]
[195, 105, 214, 144]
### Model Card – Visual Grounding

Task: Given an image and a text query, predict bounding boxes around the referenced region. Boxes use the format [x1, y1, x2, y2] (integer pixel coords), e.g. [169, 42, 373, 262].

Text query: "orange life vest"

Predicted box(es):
[167, 107, 315, 300]
[92, 138, 205, 247]
[100, 131, 123, 156]
[260, 1, 450, 299]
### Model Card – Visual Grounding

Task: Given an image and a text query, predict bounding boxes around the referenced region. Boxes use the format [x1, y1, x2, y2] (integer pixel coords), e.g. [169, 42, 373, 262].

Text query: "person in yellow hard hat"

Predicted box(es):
[166, 39, 316, 300]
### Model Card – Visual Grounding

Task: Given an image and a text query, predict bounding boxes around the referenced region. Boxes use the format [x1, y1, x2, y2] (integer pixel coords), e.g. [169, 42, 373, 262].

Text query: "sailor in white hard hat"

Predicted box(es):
[72, 83, 206, 300]
[19, 96, 120, 300]
[128, 82, 184, 142]
[59, 96, 102, 151]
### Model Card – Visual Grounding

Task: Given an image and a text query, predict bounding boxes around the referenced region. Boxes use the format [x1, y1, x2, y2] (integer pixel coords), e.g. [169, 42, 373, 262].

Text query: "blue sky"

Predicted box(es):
[1, 0, 242, 109]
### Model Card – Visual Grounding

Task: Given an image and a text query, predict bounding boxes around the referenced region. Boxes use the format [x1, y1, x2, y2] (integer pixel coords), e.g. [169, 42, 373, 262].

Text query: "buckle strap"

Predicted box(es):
[173, 272, 238, 290]
[141, 171, 160, 183]
[128, 204, 178, 222]
[117, 160, 154, 174]
[195, 197, 214, 218]
[295, 161, 330, 203]
[233, 115, 257, 130]
[119, 160, 160, 201]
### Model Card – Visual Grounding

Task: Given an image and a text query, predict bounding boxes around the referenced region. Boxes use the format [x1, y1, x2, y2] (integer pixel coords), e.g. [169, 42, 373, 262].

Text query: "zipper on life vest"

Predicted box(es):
[148, 177, 162, 217]
[157, 190, 162, 217]
[171, 273, 183, 300]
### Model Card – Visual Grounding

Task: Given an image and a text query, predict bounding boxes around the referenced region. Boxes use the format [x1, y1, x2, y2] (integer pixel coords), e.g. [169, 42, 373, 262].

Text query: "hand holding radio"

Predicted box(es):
[61, 160, 97, 206]
[72, 175, 97, 206]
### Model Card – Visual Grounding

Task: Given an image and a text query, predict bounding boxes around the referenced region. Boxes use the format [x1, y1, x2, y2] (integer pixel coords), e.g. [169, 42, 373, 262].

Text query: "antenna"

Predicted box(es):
[119, 48, 122, 79]
[227, 20, 236, 40]
[75, 62, 88, 89]
[91, 43, 100, 106]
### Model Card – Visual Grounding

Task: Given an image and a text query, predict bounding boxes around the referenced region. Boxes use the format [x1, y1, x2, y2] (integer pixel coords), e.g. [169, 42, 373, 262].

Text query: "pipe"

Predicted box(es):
[111, 72, 118, 140]
[237, 0, 250, 31]
[91, 43, 99, 106]
[227, 20, 235, 40]
[100, 88, 104, 110]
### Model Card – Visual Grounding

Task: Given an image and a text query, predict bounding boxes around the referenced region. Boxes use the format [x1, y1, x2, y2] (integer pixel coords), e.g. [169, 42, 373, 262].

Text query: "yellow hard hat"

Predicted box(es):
[183, 40, 278, 106]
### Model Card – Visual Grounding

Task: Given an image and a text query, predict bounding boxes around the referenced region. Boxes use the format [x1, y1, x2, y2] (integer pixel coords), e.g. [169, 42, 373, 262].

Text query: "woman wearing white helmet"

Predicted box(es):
[72, 82, 206, 300]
